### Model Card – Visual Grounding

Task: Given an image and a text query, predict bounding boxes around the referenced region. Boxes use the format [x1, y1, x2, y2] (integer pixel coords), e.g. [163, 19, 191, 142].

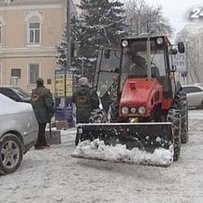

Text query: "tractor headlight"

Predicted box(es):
[138, 106, 146, 115]
[130, 107, 136, 114]
[121, 40, 128, 47]
[156, 37, 163, 45]
[121, 106, 129, 115]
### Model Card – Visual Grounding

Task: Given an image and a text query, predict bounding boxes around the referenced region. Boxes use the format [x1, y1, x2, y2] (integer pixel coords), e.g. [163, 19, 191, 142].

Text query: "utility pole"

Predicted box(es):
[147, 34, 151, 80]
[81, 57, 84, 77]
[64, 0, 71, 96]
[64, 0, 71, 127]
[66, 0, 71, 71]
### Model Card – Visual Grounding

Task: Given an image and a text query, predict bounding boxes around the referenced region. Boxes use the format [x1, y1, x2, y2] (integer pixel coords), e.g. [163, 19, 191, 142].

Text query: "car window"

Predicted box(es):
[0, 88, 6, 95]
[183, 86, 203, 93]
[0, 88, 20, 101]
[12, 87, 30, 98]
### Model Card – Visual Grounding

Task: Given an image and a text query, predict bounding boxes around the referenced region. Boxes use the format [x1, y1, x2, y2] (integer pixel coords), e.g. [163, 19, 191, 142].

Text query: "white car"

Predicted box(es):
[182, 85, 203, 109]
[0, 93, 38, 175]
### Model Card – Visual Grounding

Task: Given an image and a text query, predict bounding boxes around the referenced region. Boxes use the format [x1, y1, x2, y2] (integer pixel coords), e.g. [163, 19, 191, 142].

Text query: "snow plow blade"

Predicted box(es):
[72, 122, 174, 167]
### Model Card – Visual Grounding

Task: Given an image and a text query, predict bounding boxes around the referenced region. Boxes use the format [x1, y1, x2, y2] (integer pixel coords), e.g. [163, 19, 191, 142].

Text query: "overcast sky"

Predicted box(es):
[124, 0, 203, 33]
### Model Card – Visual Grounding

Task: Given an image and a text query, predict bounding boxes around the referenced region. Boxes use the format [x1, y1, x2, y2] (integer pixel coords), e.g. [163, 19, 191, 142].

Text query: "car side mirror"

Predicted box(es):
[178, 42, 185, 53]
[170, 48, 178, 55]
[171, 65, 177, 72]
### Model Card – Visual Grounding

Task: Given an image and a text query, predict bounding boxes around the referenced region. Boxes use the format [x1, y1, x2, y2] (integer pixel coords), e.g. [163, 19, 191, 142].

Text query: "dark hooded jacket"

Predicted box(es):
[73, 85, 99, 123]
[31, 85, 55, 124]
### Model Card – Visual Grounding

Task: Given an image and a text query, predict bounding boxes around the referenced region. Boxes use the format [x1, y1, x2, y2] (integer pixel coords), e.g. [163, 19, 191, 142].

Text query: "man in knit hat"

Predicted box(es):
[73, 77, 99, 123]
[31, 78, 55, 149]
[78, 77, 90, 87]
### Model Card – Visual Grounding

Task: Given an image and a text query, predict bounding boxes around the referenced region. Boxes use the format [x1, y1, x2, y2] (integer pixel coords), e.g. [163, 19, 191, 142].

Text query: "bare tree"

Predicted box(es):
[124, 0, 172, 36]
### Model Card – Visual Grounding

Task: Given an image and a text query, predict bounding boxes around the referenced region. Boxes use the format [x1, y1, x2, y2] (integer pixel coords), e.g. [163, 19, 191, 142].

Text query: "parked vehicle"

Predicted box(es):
[0, 86, 30, 103]
[0, 93, 38, 175]
[182, 85, 203, 109]
[194, 83, 203, 88]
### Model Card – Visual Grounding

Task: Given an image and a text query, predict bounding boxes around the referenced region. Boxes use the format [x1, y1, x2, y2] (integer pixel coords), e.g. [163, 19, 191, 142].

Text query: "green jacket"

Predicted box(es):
[31, 85, 55, 124]
[73, 85, 99, 123]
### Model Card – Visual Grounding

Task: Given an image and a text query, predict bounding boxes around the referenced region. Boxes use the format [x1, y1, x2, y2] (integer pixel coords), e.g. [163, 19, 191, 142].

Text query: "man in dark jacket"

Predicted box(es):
[31, 78, 55, 149]
[73, 77, 99, 123]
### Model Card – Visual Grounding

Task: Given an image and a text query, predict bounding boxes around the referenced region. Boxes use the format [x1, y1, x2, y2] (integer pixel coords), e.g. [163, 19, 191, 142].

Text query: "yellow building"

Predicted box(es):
[0, 0, 76, 94]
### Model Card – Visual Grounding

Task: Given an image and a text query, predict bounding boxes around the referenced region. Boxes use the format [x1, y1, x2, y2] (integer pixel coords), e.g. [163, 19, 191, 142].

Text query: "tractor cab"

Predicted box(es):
[94, 35, 185, 113]
[120, 36, 170, 100]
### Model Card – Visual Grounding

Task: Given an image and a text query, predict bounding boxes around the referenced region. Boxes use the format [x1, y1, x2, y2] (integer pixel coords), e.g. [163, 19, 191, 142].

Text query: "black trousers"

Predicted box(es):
[35, 123, 47, 147]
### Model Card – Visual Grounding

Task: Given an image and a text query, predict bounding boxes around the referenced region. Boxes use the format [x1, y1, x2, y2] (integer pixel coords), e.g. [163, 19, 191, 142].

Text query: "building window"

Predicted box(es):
[11, 68, 21, 78]
[0, 17, 5, 45]
[10, 77, 18, 86]
[29, 63, 39, 84]
[25, 12, 42, 45]
[29, 22, 40, 44]
[29, 23, 40, 44]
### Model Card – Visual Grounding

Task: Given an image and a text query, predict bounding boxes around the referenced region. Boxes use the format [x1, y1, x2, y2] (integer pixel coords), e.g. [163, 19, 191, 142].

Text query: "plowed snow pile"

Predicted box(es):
[72, 139, 173, 166]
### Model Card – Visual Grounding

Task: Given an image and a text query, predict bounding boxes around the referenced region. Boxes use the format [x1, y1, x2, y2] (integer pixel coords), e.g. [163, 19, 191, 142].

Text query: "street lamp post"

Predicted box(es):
[64, 0, 71, 127]
[66, 0, 71, 72]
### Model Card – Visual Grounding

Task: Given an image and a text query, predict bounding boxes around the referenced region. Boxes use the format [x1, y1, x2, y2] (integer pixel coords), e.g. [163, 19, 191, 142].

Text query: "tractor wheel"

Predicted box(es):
[0, 134, 23, 175]
[109, 100, 119, 123]
[173, 90, 189, 144]
[167, 109, 181, 161]
[181, 104, 189, 143]
[89, 109, 107, 123]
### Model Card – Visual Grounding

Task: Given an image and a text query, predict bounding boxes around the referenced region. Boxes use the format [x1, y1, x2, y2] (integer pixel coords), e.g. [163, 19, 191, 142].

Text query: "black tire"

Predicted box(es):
[109, 100, 119, 123]
[0, 134, 23, 175]
[173, 90, 189, 144]
[167, 109, 181, 161]
[181, 104, 189, 143]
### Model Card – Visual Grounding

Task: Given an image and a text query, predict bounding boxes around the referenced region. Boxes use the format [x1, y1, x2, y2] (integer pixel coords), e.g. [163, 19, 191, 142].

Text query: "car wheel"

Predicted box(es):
[0, 134, 23, 175]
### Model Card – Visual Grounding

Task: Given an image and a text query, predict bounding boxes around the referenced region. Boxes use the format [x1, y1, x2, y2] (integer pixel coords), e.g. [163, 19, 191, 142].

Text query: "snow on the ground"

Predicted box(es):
[188, 109, 203, 120]
[0, 109, 203, 203]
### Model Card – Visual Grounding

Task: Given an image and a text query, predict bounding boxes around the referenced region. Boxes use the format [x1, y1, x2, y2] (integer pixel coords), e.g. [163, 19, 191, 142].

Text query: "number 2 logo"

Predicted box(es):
[189, 7, 203, 19]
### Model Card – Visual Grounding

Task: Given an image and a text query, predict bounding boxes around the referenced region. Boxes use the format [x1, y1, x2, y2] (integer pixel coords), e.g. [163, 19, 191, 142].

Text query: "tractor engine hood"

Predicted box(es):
[119, 78, 163, 117]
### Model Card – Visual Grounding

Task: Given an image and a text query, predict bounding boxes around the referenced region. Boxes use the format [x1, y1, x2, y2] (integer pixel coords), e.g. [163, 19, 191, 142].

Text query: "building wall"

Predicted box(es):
[187, 30, 203, 84]
[0, 0, 74, 94]
[1, 57, 56, 92]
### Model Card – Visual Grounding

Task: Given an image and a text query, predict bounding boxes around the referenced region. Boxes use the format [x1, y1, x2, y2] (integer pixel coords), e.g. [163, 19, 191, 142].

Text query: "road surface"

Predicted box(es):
[0, 110, 203, 203]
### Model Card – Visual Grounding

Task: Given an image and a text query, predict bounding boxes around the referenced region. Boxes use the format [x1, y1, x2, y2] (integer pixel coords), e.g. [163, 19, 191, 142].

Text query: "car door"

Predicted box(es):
[183, 86, 203, 108]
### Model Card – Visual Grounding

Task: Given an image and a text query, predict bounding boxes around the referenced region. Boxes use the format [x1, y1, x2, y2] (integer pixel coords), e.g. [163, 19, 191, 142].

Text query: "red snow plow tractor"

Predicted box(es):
[72, 35, 188, 166]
